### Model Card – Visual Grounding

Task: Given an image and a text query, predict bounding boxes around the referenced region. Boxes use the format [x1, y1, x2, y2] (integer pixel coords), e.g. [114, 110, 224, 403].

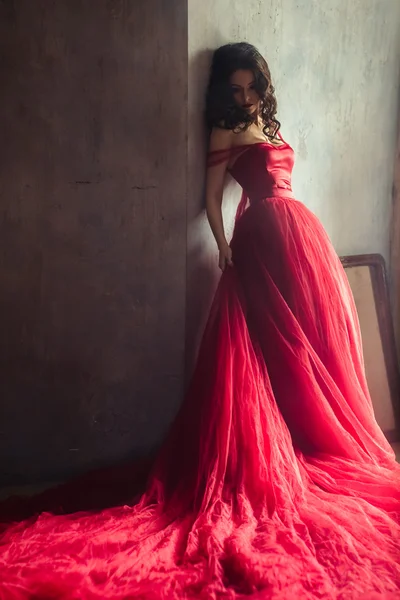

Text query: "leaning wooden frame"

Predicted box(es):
[340, 253, 400, 442]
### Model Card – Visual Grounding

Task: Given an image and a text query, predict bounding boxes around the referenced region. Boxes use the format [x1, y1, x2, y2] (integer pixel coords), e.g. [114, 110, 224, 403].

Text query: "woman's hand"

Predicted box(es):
[218, 243, 233, 271]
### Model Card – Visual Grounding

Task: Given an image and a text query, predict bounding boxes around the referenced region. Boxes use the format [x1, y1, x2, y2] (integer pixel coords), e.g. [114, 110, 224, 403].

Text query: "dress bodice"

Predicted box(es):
[229, 142, 295, 202]
[208, 136, 295, 203]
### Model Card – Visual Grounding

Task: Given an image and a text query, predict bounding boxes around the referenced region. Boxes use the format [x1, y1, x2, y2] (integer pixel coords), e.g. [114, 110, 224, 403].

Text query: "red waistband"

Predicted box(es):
[251, 186, 295, 201]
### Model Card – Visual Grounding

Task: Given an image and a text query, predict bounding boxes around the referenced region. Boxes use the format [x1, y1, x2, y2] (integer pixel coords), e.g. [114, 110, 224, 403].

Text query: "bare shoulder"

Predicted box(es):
[208, 127, 235, 152]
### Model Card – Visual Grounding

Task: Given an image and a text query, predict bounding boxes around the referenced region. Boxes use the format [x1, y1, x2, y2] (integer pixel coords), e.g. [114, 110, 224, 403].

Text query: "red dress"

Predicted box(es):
[1, 136, 399, 599]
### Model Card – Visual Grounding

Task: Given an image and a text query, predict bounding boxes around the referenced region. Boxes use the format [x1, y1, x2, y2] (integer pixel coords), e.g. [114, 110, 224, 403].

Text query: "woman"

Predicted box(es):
[0, 42, 399, 600]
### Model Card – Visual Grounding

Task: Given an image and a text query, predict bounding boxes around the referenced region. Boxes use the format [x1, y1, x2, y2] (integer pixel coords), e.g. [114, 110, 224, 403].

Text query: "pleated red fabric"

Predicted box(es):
[0, 137, 400, 599]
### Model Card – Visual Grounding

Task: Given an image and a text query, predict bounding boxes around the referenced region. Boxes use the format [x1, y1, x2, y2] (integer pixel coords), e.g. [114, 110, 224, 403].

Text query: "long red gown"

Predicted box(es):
[1, 135, 400, 599]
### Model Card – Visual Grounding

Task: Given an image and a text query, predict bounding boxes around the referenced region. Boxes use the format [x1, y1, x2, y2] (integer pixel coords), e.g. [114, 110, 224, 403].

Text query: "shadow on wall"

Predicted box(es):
[0, 357, 94, 486]
[0, 356, 155, 487]
[185, 48, 242, 380]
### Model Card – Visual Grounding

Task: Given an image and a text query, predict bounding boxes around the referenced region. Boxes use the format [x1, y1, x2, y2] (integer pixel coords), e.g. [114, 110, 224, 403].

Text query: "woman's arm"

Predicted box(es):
[205, 127, 234, 270]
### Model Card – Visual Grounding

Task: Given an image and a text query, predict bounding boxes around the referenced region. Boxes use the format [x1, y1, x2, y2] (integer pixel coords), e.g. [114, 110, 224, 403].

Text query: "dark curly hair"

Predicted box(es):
[205, 42, 280, 140]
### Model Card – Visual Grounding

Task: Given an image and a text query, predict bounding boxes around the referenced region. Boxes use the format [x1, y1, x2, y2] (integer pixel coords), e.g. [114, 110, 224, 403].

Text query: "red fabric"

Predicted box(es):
[1, 139, 400, 599]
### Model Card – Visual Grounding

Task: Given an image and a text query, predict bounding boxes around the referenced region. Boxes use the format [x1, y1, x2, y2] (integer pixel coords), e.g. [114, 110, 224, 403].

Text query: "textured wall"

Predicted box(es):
[0, 0, 187, 485]
[186, 0, 400, 372]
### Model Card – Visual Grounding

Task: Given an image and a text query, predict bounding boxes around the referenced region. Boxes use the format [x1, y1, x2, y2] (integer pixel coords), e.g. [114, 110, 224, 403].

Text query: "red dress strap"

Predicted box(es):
[276, 129, 286, 145]
[207, 145, 252, 168]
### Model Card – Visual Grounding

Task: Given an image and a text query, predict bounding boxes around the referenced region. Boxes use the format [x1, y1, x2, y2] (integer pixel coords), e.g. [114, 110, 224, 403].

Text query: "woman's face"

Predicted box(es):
[230, 69, 260, 115]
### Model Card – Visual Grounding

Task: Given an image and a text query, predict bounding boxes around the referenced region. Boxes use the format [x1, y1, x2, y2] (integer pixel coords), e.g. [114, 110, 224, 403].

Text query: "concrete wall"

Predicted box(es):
[187, 0, 400, 370]
[0, 0, 187, 485]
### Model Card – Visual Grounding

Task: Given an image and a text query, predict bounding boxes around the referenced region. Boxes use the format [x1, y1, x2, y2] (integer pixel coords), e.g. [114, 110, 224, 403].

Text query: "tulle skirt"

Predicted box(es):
[0, 195, 399, 599]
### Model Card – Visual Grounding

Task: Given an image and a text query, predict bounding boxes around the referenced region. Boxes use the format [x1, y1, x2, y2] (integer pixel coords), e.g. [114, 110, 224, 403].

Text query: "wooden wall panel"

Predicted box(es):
[0, 0, 187, 485]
